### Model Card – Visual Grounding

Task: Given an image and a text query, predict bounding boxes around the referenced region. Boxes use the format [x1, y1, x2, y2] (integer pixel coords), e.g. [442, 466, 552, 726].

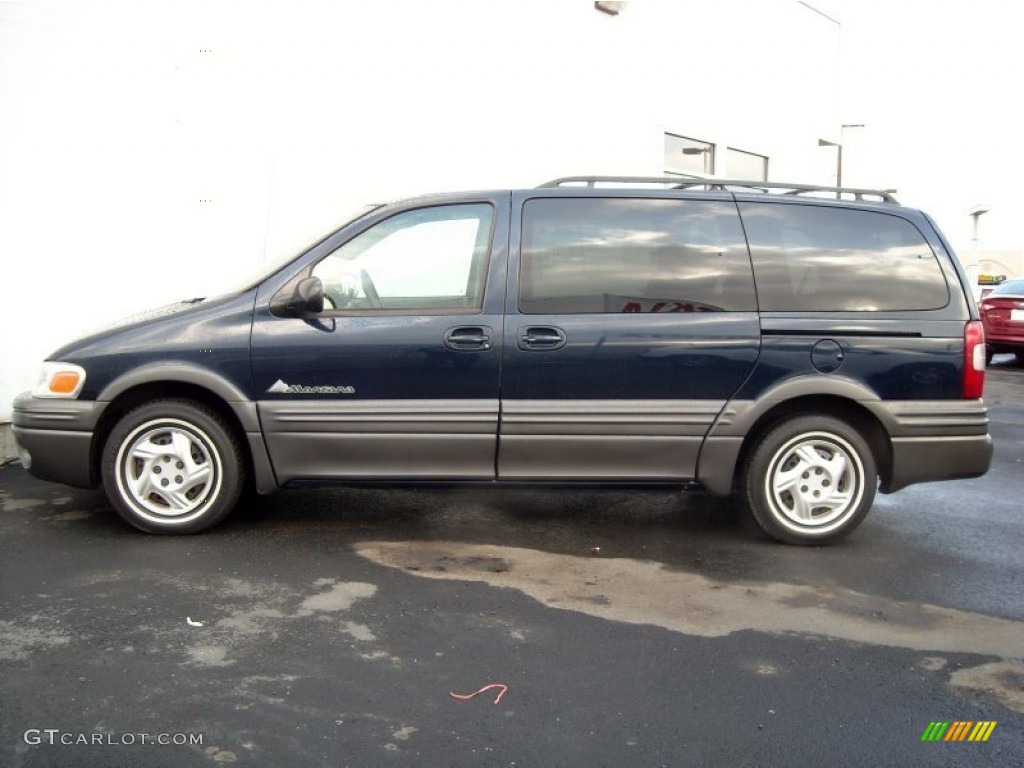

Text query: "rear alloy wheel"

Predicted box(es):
[101, 399, 243, 534]
[743, 415, 876, 545]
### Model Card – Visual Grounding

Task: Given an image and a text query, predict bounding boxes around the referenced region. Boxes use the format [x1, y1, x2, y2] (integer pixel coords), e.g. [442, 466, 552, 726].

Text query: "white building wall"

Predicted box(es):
[0, 0, 844, 421]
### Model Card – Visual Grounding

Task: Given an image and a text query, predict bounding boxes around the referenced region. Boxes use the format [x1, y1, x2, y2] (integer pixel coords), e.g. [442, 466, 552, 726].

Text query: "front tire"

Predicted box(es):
[743, 415, 876, 545]
[101, 399, 244, 534]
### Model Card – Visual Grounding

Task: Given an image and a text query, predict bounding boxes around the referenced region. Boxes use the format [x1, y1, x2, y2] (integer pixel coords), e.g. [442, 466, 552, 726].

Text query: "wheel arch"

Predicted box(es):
[735, 396, 890, 489]
[697, 390, 892, 495]
[95, 362, 253, 409]
[92, 370, 275, 494]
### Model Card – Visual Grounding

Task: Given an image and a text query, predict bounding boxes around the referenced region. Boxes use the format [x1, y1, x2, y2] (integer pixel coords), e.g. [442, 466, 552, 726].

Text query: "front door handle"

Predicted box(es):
[444, 326, 493, 351]
[518, 326, 567, 351]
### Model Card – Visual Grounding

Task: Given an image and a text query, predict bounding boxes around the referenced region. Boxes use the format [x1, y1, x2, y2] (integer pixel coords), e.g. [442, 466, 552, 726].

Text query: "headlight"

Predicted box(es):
[32, 362, 87, 399]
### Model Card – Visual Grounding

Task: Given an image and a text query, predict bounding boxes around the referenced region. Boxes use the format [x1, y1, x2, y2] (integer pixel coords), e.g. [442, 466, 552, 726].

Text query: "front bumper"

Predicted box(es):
[11, 394, 106, 489]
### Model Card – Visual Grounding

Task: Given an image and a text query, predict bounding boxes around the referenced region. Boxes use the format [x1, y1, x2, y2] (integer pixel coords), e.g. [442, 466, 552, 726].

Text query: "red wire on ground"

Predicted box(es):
[449, 683, 508, 705]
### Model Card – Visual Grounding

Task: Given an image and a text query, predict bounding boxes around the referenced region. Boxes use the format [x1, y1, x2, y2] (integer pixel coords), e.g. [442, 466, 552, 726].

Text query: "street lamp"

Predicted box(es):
[818, 124, 866, 195]
[968, 205, 990, 292]
[681, 145, 713, 175]
[594, 1, 625, 15]
[818, 138, 843, 191]
[815, 124, 864, 192]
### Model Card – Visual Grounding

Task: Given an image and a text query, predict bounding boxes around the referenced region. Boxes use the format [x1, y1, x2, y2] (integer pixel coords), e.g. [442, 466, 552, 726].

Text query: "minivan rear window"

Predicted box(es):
[740, 203, 949, 312]
[519, 198, 757, 314]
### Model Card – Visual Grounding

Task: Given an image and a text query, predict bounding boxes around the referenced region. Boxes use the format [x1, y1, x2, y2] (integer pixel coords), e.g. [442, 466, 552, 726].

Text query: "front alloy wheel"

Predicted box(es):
[102, 400, 243, 533]
[744, 415, 876, 545]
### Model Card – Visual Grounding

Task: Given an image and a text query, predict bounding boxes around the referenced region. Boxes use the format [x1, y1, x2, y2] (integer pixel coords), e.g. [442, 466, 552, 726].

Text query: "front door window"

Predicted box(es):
[312, 203, 494, 312]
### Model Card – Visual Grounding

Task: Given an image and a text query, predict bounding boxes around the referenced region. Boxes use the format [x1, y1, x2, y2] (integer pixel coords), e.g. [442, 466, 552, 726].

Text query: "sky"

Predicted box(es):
[826, 0, 1022, 255]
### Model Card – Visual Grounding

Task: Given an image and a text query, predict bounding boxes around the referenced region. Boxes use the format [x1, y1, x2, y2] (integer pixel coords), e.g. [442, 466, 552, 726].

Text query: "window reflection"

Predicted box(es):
[520, 198, 757, 314]
[740, 203, 948, 312]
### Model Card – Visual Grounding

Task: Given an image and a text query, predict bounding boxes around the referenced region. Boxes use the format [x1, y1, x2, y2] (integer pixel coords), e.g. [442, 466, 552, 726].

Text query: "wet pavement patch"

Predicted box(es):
[950, 662, 1024, 714]
[356, 539, 1024, 713]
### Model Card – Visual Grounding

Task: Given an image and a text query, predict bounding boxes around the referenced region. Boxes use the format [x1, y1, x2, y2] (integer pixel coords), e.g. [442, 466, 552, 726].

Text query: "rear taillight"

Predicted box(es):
[963, 320, 985, 399]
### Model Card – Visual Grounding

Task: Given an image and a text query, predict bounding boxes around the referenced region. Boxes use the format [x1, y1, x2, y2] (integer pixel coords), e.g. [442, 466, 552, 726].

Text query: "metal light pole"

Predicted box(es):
[681, 146, 713, 175]
[817, 138, 842, 196]
[817, 138, 842, 188]
[839, 123, 865, 187]
[803, 1, 844, 194]
[968, 205, 990, 294]
[818, 125, 865, 194]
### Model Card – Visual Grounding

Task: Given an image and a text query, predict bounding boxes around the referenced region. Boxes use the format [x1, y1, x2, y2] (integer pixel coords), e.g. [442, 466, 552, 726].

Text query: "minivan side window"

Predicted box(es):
[740, 203, 949, 312]
[519, 198, 757, 314]
[312, 203, 493, 311]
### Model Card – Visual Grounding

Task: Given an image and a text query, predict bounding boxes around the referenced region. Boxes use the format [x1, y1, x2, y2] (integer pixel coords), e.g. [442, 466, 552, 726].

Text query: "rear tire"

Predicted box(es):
[743, 414, 876, 545]
[101, 399, 244, 534]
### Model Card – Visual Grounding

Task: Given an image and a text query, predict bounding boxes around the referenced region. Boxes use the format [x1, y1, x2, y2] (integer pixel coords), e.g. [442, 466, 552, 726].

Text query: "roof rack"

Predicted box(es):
[537, 176, 899, 204]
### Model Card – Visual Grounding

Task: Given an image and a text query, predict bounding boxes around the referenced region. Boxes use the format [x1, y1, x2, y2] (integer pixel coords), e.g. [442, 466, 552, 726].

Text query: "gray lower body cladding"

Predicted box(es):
[257, 398, 724, 483]
[13, 392, 992, 498]
[695, 397, 992, 495]
[12, 394, 278, 494]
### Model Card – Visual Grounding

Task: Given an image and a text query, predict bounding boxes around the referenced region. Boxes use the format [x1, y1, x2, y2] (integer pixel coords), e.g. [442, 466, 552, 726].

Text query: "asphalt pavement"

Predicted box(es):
[1, 360, 1022, 767]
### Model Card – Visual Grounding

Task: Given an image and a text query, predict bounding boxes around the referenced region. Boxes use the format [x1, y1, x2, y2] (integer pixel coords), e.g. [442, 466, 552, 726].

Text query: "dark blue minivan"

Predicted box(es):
[12, 177, 993, 544]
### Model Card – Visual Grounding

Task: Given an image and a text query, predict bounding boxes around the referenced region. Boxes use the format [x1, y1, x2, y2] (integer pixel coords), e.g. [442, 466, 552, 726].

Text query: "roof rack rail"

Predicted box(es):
[537, 176, 899, 204]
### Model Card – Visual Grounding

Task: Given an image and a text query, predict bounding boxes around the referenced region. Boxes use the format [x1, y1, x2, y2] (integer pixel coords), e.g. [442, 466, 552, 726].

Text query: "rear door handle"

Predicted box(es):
[444, 326, 493, 351]
[518, 326, 566, 351]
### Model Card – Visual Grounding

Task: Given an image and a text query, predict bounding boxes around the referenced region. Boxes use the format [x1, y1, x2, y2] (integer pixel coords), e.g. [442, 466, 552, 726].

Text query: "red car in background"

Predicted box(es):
[980, 278, 1024, 364]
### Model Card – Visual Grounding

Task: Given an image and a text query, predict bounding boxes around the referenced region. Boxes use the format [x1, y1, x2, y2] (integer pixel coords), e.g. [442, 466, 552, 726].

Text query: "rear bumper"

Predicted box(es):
[983, 322, 1024, 349]
[881, 434, 993, 493]
[11, 394, 104, 489]
[869, 399, 992, 492]
[986, 336, 1024, 352]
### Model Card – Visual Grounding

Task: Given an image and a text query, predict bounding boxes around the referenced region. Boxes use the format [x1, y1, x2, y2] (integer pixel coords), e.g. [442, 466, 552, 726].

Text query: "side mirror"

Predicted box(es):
[271, 276, 325, 317]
